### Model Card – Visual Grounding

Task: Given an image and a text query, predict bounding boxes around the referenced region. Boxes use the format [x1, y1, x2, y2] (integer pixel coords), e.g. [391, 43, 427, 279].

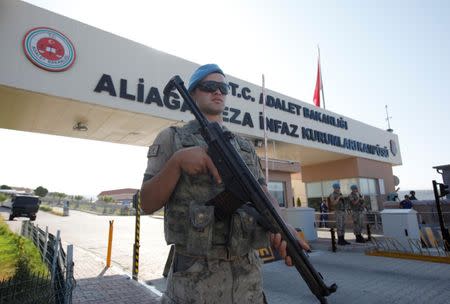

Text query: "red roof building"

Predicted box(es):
[97, 188, 139, 204]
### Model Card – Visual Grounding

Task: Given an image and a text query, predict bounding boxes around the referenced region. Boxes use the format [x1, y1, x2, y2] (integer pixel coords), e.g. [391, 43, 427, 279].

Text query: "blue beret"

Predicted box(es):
[332, 183, 340, 189]
[351, 184, 358, 190]
[188, 64, 224, 93]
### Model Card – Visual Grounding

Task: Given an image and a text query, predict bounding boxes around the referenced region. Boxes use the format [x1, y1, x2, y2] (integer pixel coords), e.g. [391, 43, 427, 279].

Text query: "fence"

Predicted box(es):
[315, 211, 383, 232]
[0, 221, 75, 304]
[315, 209, 450, 233]
[43, 200, 136, 216]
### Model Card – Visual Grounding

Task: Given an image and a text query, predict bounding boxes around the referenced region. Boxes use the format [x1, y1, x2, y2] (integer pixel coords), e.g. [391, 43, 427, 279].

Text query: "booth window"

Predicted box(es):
[306, 178, 381, 211]
[268, 181, 286, 207]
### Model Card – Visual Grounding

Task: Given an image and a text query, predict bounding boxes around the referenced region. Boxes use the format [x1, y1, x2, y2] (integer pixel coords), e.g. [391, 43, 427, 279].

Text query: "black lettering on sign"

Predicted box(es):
[94, 74, 117, 96]
[241, 87, 252, 100]
[290, 124, 299, 137]
[242, 112, 254, 128]
[266, 95, 275, 108]
[229, 108, 241, 124]
[163, 91, 181, 110]
[228, 82, 239, 97]
[145, 87, 163, 107]
[120, 79, 136, 101]
[180, 100, 191, 112]
[137, 78, 144, 102]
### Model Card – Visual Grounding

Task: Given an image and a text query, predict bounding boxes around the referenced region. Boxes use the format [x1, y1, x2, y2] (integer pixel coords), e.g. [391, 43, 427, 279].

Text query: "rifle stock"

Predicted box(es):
[164, 75, 337, 303]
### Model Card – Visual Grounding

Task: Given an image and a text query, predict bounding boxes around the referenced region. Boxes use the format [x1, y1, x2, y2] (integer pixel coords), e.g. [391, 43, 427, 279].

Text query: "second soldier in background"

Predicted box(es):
[348, 185, 366, 243]
[328, 183, 350, 245]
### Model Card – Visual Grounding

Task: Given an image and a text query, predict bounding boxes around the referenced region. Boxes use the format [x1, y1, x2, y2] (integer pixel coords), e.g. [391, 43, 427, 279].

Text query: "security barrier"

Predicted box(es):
[0, 221, 75, 304]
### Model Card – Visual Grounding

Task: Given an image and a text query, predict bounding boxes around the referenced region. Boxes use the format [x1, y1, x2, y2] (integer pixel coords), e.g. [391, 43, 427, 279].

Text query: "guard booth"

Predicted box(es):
[380, 209, 420, 249]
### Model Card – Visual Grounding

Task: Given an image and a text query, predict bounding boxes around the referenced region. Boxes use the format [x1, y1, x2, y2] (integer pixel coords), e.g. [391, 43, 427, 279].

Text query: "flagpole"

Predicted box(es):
[262, 74, 269, 183]
[318, 45, 326, 110]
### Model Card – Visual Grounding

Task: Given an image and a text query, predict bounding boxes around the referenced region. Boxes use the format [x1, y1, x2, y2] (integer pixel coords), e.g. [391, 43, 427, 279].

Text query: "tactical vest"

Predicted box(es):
[348, 192, 365, 212]
[328, 192, 346, 212]
[164, 120, 269, 259]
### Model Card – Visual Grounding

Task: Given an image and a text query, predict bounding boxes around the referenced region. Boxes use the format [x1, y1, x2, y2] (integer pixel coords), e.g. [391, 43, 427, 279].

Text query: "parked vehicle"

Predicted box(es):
[5, 194, 41, 221]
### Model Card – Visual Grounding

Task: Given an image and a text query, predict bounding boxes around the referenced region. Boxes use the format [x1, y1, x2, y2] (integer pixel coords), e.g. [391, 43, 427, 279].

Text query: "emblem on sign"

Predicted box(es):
[22, 27, 76, 72]
[389, 139, 397, 156]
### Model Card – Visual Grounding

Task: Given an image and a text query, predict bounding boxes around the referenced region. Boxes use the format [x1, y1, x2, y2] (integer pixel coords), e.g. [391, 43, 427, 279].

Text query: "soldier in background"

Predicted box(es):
[328, 183, 350, 245]
[348, 185, 366, 243]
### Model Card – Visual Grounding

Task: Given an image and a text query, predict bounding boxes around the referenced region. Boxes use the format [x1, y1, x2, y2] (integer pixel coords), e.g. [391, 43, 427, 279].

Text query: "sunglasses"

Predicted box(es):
[196, 81, 229, 95]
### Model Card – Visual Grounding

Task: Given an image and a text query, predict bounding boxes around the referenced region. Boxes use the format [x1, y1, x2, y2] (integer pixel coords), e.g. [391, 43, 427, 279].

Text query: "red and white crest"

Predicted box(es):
[23, 27, 76, 72]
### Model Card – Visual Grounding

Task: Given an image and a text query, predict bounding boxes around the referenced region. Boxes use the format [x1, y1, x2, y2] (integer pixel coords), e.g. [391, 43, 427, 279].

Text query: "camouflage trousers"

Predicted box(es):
[161, 250, 265, 304]
[352, 211, 364, 235]
[335, 210, 346, 237]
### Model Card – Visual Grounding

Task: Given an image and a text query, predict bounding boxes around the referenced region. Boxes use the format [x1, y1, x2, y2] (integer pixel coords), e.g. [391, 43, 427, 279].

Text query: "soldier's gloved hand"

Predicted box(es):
[174, 146, 222, 184]
[270, 233, 310, 267]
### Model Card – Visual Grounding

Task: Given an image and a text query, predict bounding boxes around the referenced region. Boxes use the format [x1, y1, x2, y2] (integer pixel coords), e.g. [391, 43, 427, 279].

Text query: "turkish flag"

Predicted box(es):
[313, 62, 321, 107]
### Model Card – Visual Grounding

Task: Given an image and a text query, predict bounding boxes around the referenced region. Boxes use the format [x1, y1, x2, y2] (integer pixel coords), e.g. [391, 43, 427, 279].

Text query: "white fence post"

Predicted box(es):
[51, 230, 61, 284]
[43, 226, 49, 263]
[23, 221, 29, 238]
[35, 224, 39, 248]
[64, 244, 74, 304]
[20, 221, 25, 236]
[29, 221, 34, 240]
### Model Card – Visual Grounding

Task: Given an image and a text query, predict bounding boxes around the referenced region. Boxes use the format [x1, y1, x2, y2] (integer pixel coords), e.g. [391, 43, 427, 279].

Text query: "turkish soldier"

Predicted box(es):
[328, 183, 350, 245]
[348, 184, 366, 243]
[140, 64, 308, 304]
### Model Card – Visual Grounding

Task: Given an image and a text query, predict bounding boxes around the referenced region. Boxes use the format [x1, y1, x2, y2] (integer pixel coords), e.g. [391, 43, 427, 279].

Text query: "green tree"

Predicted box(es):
[55, 192, 67, 199]
[73, 195, 84, 208]
[101, 196, 114, 203]
[0, 185, 12, 189]
[50, 192, 67, 204]
[34, 186, 48, 197]
[0, 193, 7, 202]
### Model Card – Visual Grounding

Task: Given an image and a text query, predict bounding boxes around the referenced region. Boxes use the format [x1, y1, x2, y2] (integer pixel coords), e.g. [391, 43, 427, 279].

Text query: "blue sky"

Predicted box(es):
[2, 0, 449, 197]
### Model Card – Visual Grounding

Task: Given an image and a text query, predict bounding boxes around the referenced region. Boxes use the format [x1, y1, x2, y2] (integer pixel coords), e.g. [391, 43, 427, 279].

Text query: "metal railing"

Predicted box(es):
[316, 210, 450, 233]
[42, 200, 136, 216]
[0, 221, 75, 304]
[315, 211, 383, 231]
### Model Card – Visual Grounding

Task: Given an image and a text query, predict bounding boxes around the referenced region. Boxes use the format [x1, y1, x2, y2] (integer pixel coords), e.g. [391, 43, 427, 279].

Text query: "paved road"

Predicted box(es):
[2, 207, 450, 304]
[0, 206, 170, 281]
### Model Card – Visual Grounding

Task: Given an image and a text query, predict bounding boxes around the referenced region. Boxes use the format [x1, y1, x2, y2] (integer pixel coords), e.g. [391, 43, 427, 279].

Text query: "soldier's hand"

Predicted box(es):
[174, 147, 222, 184]
[270, 233, 310, 267]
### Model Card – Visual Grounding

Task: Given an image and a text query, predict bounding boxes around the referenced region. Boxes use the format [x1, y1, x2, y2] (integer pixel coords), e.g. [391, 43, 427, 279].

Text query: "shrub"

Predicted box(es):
[39, 205, 52, 212]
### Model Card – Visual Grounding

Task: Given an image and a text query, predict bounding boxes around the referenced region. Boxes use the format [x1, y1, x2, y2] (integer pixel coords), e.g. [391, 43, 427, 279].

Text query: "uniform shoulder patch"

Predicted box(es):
[147, 144, 160, 158]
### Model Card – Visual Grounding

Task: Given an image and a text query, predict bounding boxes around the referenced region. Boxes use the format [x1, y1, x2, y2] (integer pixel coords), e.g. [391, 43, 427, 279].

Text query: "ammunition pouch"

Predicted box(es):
[228, 208, 270, 256]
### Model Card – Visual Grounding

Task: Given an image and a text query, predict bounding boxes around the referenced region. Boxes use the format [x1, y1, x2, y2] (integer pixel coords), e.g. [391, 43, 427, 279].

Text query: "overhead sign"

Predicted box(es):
[22, 27, 76, 72]
[93, 73, 392, 159]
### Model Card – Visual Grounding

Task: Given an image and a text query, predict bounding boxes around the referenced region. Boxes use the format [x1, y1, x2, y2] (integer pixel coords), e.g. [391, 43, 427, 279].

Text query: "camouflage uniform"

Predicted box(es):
[144, 120, 269, 304]
[328, 191, 346, 237]
[348, 192, 365, 236]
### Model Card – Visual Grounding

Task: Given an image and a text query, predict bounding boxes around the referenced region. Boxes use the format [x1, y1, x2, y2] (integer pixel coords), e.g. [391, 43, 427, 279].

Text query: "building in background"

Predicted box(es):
[97, 188, 139, 206]
[0, 1, 402, 212]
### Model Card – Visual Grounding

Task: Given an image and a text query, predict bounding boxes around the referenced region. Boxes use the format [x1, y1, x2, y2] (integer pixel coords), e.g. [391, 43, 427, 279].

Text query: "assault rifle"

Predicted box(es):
[164, 76, 337, 304]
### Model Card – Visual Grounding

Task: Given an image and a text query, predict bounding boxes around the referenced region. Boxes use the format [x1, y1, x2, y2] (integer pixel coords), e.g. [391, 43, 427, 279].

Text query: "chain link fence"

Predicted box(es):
[42, 200, 136, 216]
[0, 221, 75, 304]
